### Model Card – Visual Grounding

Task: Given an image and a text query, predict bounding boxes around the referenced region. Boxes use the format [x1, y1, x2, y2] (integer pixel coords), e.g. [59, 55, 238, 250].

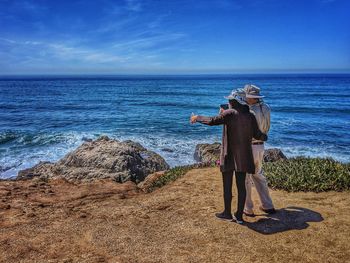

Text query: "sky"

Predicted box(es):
[0, 0, 349, 74]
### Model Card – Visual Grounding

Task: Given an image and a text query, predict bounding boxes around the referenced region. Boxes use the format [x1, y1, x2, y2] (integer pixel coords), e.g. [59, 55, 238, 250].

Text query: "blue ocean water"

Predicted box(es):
[0, 74, 349, 179]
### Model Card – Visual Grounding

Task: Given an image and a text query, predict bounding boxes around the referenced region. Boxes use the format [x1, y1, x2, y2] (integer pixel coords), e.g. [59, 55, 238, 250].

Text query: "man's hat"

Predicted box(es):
[244, 84, 265, 99]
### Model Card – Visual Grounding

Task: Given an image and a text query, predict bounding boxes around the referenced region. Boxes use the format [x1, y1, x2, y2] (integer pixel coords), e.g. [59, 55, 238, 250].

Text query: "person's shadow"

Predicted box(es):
[244, 206, 323, 235]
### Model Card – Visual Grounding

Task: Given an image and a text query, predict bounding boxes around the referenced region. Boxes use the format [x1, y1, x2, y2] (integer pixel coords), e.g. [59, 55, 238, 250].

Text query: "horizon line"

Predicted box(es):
[1, 72, 350, 78]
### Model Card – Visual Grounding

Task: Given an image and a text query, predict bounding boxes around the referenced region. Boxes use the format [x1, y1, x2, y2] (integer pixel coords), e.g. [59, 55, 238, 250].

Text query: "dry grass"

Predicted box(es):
[1, 167, 350, 263]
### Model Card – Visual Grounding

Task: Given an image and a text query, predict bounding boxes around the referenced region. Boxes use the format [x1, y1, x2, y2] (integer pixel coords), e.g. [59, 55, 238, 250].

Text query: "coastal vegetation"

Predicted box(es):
[149, 157, 350, 193]
[264, 157, 350, 192]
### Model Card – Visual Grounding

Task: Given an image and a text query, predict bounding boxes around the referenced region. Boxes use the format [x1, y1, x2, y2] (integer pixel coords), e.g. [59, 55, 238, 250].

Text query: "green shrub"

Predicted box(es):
[264, 157, 350, 192]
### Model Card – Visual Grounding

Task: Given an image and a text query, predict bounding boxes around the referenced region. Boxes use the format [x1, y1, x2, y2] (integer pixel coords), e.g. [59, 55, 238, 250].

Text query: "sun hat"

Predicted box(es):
[243, 84, 265, 99]
[224, 88, 247, 105]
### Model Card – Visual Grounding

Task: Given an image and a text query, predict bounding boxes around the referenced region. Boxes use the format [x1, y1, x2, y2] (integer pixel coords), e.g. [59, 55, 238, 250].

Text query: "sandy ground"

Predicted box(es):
[1, 167, 350, 263]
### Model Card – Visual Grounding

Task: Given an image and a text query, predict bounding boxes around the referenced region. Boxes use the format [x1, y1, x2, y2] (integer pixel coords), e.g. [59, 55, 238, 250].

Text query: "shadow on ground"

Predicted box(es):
[245, 206, 323, 235]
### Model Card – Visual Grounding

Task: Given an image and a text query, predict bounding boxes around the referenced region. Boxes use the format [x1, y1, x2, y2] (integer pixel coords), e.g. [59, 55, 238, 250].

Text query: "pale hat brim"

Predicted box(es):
[224, 95, 247, 105]
[224, 88, 246, 100]
[245, 94, 265, 99]
[224, 95, 235, 100]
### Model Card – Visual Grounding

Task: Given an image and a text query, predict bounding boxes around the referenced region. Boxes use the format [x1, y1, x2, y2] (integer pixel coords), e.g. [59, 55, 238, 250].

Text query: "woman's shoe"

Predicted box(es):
[215, 212, 233, 221]
[233, 213, 244, 225]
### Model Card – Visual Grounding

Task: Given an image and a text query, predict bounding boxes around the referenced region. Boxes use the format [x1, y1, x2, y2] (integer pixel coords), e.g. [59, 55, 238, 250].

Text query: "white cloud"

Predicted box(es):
[112, 33, 186, 50]
[0, 38, 129, 65]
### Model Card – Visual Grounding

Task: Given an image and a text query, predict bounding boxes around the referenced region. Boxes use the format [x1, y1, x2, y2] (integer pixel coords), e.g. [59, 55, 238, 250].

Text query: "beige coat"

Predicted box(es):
[249, 102, 271, 143]
[197, 108, 267, 173]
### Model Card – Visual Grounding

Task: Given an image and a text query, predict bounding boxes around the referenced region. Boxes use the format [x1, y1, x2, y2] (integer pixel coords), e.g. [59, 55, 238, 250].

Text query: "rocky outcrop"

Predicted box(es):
[194, 143, 287, 163]
[263, 148, 287, 162]
[137, 171, 167, 193]
[194, 143, 221, 163]
[18, 161, 54, 180]
[18, 136, 169, 183]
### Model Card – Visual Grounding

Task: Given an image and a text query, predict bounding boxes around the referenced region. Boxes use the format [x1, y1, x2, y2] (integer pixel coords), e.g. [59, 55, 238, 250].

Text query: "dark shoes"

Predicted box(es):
[260, 207, 276, 214]
[215, 212, 245, 224]
[215, 212, 233, 221]
[233, 212, 244, 225]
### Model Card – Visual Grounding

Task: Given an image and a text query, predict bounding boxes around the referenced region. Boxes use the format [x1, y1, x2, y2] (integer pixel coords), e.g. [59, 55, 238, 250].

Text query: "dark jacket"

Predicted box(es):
[197, 108, 267, 173]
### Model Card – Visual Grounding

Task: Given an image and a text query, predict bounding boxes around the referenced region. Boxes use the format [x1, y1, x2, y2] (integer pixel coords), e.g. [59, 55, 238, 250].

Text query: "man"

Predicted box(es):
[190, 91, 267, 224]
[243, 84, 276, 216]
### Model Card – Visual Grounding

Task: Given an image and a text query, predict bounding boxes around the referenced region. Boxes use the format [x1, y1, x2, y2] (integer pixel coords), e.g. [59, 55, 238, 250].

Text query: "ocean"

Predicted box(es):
[0, 74, 349, 179]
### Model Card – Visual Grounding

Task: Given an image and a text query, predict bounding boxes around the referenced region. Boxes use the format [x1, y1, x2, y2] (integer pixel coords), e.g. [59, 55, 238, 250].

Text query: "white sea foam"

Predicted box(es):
[0, 132, 99, 179]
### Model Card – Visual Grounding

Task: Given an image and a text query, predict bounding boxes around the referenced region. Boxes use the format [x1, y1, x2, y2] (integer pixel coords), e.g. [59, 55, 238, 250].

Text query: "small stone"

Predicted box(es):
[79, 213, 87, 218]
[140, 213, 150, 219]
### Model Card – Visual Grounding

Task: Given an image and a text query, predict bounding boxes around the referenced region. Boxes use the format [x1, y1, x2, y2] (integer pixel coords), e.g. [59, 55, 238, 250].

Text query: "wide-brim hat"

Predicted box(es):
[224, 89, 247, 105]
[244, 84, 265, 99]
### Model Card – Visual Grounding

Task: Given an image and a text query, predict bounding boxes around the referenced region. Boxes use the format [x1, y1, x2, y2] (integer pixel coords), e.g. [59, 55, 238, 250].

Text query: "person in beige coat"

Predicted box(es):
[190, 91, 267, 224]
[243, 84, 276, 216]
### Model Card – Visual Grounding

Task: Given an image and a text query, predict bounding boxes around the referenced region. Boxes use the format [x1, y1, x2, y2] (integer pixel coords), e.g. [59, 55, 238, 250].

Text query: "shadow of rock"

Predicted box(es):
[245, 206, 323, 235]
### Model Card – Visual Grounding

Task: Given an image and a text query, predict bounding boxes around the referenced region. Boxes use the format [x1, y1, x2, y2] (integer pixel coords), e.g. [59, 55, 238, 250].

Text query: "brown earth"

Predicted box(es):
[1, 167, 350, 263]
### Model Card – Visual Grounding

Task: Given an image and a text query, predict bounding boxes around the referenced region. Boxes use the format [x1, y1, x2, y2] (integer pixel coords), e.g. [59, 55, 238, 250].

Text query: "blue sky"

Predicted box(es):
[0, 0, 349, 74]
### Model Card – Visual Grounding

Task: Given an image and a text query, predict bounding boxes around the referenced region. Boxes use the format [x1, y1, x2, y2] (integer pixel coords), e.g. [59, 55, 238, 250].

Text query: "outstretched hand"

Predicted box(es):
[190, 114, 198, 124]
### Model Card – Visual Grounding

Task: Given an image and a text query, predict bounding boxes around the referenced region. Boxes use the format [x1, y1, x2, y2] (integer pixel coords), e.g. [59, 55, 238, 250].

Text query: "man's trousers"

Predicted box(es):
[244, 144, 274, 213]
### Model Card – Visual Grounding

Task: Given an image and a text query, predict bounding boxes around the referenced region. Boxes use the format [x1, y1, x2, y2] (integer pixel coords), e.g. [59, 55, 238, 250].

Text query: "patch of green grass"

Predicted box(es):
[264, 157, 350, 192]
[149, 162, 217, 192]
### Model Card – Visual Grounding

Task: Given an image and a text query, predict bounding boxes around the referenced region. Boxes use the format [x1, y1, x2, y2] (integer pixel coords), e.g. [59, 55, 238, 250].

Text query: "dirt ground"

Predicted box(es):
[1, 167, 350, 263]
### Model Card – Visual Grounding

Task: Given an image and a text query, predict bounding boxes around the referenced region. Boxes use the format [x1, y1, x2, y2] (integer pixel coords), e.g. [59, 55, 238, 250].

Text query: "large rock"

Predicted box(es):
[194, 143, 221, 163]
[194, 143, 287, 163]
[263, 148, 287, 162]
[18, 136, 169, 183]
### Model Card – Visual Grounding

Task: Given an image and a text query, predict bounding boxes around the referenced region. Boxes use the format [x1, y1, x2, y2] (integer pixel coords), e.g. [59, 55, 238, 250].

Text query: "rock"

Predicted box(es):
[264, 148, 287, 162]
[194, 143, 221, 163]
[97, 135, 110, 141]
[0, 204, 11, 210]
[18, 136, 170, 183]
[161, 148, 174, 153]
[17, 162, 54, 180]
[194, 143, 287, 163]
[137, 171, 167, 193]
[81, 137, 93, 142]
